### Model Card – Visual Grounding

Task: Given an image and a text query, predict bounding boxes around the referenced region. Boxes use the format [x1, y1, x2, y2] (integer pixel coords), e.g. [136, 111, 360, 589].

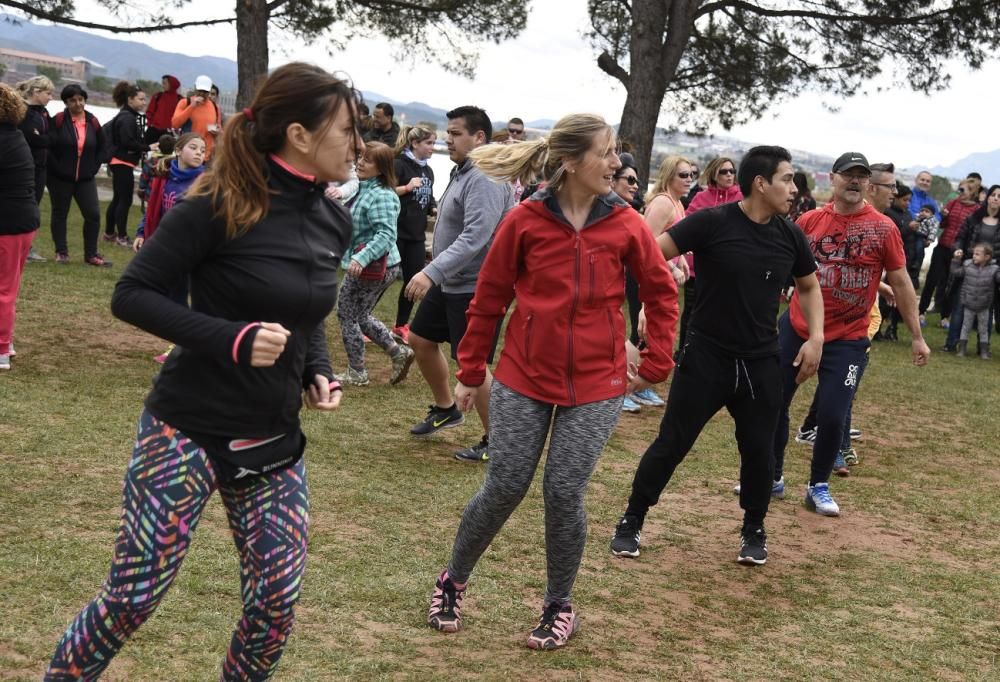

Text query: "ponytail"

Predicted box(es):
[470, 113, 616, 193]
[186, 62, 361, 239]
[394, 123, 436, 156]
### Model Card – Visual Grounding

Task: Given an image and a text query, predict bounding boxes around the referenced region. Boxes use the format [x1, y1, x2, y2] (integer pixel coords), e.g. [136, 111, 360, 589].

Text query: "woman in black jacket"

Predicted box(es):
[391, 123, 437, 342]
[0, 83, 40, 370]
[47, 83, 111, 266]
[44, 63, 361, 680]
[103, 80, 151, 247]
[15, 74, 53, 263]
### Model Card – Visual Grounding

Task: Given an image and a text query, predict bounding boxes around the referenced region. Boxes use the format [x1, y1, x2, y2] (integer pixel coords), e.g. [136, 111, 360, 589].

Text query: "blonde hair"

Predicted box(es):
[157, 132, 205, 173]
[394, 123, 436, 155]
[469, 113, 615, 192]
[0, 83, 27, 125]
[645, 155, 692, 204]
[16, 75, 55, 101]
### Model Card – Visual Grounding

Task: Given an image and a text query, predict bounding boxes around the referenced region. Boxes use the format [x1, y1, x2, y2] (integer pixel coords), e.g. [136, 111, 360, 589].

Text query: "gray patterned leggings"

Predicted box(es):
[448, 380, 623, 603]
[336, 265, 401, 370]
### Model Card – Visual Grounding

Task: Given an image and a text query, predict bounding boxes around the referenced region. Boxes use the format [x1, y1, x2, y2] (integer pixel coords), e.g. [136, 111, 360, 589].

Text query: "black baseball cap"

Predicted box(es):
[832, 152, 870, 174]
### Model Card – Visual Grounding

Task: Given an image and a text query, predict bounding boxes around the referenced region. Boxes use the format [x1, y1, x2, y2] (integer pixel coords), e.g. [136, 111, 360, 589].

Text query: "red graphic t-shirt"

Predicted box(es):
[790, 202, 905, 341]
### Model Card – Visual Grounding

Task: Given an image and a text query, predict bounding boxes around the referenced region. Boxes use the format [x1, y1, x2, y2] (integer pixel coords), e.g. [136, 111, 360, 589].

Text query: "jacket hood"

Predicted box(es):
[164, 75, 180, 92]
[523, 187, 629, 230]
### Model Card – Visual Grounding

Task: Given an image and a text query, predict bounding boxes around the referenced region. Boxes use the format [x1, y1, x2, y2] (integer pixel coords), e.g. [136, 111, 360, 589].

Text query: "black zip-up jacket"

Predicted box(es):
[0, 124, 40, 235]
[48, 109, 106, 182]
[394, 153, 437, 241]
[110, 105, 150, 166]
[18, 103, 50, 168]
[111, 158, 352, 438]
[957, 215, 1000, 259]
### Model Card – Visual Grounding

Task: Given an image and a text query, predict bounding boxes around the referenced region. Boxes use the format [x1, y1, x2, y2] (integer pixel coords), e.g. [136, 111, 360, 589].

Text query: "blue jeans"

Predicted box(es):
[773, 313, 869, 485]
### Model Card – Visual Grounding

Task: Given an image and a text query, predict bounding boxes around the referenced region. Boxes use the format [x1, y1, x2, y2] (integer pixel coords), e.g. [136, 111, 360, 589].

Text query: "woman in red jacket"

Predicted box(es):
[426, 113, 679, 650]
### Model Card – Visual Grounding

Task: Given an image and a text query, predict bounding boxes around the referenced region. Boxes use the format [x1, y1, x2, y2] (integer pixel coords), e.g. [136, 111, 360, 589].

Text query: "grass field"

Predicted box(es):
[1, 199, 998, 680]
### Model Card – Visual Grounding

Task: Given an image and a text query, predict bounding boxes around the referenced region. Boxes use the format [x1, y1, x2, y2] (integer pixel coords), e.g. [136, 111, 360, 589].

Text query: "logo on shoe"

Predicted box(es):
[432, 417, 451, 428]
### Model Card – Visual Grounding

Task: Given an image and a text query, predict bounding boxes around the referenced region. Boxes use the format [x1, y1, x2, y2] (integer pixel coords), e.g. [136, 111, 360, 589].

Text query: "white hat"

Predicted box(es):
[194, 75, 213, 91]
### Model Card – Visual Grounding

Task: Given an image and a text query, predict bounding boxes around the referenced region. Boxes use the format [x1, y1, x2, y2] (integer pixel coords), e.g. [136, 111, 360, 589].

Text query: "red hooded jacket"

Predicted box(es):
[145, 75, 181, 130]
[456, 191, 679, 406]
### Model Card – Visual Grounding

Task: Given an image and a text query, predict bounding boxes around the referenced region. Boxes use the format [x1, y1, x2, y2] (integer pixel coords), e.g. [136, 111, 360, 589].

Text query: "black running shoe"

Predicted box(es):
[610, 514, 642, 557]
[737, 526, 768, 565]
[410, 403, 465, 437]
[454, 436, 488, 463]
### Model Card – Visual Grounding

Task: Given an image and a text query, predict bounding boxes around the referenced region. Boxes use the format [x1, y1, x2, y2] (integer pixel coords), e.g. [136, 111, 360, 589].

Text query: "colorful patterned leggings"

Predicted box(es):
[45, 409, 309, 681]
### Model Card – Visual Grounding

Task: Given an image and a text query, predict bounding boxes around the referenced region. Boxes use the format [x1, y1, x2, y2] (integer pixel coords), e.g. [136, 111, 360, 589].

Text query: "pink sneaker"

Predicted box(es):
[391, 324, 410, 345]
[154, 345, 174, 364]
[428, 569, 465, 633]
[526, 602, 579, 650]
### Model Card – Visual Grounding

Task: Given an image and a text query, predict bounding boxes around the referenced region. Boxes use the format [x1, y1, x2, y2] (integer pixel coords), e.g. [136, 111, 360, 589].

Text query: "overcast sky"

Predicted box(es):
[70, 0, 996, 170]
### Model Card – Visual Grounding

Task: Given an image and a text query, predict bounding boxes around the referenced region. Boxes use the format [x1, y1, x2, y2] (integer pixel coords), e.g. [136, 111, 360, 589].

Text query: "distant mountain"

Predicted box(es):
[0, 13, 238, 90]
[930, 149, 1000, 182]
[526, 118, 557, 130]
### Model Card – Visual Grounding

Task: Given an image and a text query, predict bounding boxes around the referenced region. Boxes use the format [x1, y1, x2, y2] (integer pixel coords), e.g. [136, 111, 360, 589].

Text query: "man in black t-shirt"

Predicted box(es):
[610, 146, 824, 566]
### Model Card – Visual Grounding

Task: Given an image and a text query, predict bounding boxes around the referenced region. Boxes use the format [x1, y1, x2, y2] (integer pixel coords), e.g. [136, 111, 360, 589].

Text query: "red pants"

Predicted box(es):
[0, 231, 35, 355]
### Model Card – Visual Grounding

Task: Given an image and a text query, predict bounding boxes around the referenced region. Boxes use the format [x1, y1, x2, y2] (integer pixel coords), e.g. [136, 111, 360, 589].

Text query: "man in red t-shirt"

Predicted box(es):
[774, 153, 930, 517]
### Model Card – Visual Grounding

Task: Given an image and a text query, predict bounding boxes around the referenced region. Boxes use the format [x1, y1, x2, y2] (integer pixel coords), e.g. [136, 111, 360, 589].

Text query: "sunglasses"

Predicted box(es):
[717, 168, 735, 175]
[677, 172, 695, 179]
[616, 175, 639, 186]
[507, 128, 525, 135]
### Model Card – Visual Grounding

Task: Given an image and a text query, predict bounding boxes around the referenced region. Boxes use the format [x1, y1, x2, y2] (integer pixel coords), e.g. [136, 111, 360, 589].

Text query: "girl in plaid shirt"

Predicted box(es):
[334, 141, 415, 386]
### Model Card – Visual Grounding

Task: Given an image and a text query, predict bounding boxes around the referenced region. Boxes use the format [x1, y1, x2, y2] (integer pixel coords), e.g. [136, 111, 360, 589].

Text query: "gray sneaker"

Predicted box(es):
[26, 249, 47, 263]
[389, 345, 415, 385]
[454, 437, 488, 463]
[333, 367, 370, 386]
[0, 354, 10, 371]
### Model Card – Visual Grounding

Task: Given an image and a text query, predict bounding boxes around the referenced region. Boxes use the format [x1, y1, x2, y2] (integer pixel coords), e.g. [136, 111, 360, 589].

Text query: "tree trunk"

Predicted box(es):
[615, 0, 696, 184]
[235, 0, 269, 108]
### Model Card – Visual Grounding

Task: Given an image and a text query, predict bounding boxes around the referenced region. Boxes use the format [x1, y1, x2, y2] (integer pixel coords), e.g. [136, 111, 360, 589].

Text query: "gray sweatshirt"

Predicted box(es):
[951, 258, 1000, 312]
[424, 159, 513, 294]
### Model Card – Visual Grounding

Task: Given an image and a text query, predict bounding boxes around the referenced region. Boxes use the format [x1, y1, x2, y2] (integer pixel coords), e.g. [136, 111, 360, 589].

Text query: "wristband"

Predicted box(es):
[232, 322, 262, 364]
[329, 380, 343, 393]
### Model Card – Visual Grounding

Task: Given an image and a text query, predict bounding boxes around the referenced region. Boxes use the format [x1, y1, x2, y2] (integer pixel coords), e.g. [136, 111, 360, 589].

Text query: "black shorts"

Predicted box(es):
[409, 284, 499, 361]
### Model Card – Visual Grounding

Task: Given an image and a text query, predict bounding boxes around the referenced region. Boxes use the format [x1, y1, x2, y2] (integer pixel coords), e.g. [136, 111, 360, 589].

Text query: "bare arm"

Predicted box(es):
[885, 267, 930, 366]
[643, 195, 675, 238]
[791, 272, 824, 383]
[655, 231, 681, 260]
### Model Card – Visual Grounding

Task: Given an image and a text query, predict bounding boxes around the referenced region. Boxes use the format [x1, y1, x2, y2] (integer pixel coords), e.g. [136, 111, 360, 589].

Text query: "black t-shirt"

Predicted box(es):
[669, 202, 816, 358]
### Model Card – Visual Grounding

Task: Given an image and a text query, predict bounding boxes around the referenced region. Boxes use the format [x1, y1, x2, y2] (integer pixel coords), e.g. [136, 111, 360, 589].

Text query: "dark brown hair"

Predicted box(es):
[112, 81, 142, 108]
[363, 141, 397, 189]
[187, 62, 361, 238]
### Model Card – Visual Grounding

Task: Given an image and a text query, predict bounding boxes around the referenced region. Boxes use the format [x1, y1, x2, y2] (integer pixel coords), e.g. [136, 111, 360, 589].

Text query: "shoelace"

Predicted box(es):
[536, 602, 564, 632]
[615, 517, 638, 539]
[813, 486, 834, 504]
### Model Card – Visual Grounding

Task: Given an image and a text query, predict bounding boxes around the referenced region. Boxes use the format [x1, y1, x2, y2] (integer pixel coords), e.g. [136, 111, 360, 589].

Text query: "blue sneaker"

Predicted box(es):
[833, 452, 849, 477]
[733, 476, 785, 499]
[804, 482, 840, 516]
[622, 395, 641, 413]
[631, 388, 664, 407]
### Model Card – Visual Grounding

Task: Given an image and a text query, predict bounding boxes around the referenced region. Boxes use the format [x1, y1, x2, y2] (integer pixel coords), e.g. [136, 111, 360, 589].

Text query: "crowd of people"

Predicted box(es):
[0, 60, 991, 676]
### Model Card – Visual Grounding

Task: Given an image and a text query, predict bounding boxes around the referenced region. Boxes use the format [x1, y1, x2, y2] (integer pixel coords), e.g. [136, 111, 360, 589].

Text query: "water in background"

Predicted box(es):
[53, 101, 457, 200]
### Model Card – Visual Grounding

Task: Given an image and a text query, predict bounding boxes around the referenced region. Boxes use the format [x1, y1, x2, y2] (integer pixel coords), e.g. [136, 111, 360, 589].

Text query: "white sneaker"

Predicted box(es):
[0, 354, 10, 371]
[804, 482, 840, 516]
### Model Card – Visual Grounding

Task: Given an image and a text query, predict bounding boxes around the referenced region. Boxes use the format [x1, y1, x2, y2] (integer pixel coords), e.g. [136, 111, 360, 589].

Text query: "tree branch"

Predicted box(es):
[695, 0, 960, 26]
[0, 0, 234, 32]
[597, 50, 630, 86]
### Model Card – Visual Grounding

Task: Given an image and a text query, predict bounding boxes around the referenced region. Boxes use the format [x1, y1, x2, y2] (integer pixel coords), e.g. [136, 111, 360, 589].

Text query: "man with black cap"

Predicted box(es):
[772, 153, 930, 518]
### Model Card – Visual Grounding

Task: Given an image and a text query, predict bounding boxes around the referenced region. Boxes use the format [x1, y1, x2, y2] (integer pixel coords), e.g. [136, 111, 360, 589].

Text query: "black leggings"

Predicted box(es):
[47, 175, 100, 258]
[625, 268, 641, 346]
[395, 238, 427, 327]
[105, 165, 135, 239]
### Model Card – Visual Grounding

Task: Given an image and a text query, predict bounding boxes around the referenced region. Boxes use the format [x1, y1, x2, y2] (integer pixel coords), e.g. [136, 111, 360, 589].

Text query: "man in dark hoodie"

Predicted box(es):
[144, 75, 180, 145]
